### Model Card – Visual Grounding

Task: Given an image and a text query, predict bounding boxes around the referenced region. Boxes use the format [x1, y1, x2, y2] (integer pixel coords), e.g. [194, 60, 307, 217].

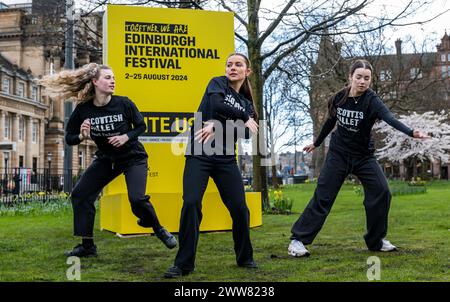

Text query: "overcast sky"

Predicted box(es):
[2, 0, 449, 48]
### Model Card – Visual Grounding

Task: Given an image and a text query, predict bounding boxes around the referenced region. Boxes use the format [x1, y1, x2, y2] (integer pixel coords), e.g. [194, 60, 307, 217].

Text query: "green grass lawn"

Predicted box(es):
[0, 181, 448, 282]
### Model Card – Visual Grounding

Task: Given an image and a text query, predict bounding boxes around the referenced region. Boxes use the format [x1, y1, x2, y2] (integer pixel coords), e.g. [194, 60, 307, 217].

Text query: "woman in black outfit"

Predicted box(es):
[164, 53, 259, 278]
[41, 63, 177, 257]
[288, 59, 429, 257]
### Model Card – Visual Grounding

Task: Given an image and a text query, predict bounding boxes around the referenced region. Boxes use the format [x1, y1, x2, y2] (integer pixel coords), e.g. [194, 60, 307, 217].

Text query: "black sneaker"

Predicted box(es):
[155, 227, 177, 249]
[164, 266, 193, 278]
[64, 244, 97, 257]
[238, 260, 258, 269]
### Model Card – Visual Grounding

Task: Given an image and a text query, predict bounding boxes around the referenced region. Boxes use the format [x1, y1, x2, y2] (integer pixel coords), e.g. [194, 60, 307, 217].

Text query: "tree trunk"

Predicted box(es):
[247, 0, 269, 209]
[271, 164, 279, 188]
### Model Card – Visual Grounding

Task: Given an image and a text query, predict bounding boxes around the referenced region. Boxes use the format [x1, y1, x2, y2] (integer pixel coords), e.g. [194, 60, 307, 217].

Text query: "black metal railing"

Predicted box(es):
[0, 170, 78, 204]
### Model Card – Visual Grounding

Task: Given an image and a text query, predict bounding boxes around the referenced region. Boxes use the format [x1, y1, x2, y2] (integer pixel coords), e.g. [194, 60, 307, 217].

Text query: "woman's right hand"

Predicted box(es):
[79, 119, 91, 141]
[303, 143, 316, 153]
[245, 117, 259, 134]
[195, 121, 215, 143]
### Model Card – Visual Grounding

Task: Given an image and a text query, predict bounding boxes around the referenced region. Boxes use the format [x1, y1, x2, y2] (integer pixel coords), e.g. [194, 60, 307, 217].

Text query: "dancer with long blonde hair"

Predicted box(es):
[41, 63, 177, 257]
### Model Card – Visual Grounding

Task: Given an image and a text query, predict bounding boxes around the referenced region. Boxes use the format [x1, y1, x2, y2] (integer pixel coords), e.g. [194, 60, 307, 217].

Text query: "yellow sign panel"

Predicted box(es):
[101, 5, 261, 234]
[104, 5, 235, 193]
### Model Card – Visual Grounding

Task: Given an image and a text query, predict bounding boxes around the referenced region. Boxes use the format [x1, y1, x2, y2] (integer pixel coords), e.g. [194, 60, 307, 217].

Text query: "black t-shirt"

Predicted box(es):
[314, 89, 414, 155]
[186, 76, 255, 161]
[65, 95, 147, 162]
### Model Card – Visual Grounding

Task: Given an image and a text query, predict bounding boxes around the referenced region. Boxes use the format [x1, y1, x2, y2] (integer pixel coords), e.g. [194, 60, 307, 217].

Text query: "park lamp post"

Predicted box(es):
[47, 152, 52, 192]
[4, 152, 9, 175]
[4, 152, 9, 196]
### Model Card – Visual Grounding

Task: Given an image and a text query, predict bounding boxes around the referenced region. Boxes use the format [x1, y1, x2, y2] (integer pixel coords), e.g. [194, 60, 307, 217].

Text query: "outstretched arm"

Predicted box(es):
[376, 100, 429, 139]
[313, 116, 337, 148]
[303, 116, 337, 153]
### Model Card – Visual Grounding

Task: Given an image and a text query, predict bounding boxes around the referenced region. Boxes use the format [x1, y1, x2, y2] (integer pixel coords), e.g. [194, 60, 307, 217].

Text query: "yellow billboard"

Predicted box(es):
[100, 5, 261, 235]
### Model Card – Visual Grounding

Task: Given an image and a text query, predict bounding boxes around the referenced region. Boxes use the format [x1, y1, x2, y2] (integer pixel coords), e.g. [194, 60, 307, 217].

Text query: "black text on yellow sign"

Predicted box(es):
[141, 112, 194, 137]
[124, 20, 220, 69]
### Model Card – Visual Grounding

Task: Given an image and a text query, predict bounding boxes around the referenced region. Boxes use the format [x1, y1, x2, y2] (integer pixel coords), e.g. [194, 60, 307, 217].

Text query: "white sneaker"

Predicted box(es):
[380, 239, 397, 252]
[288, 239, 310, 257]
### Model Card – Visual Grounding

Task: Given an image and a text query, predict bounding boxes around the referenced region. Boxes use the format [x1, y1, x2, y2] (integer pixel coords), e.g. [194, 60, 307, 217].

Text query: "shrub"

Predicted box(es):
[0, 193, 72, 217]
[408, 177, 427, 187]
[265, 190, 293, 215]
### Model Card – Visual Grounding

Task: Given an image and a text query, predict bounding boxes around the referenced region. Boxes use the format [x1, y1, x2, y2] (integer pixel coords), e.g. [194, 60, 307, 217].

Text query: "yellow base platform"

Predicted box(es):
[100, 192, 262, 235]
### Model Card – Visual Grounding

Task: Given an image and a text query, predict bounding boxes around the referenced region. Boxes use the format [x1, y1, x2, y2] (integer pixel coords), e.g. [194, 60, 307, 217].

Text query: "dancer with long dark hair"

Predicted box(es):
[164, 53, 259, 278]
[288, 59, 429, 257]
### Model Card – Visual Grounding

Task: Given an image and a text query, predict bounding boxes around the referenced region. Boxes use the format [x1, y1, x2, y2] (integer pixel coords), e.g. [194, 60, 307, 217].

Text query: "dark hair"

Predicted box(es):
[328, 59, 373, 117]
[226, 53, 258, 120]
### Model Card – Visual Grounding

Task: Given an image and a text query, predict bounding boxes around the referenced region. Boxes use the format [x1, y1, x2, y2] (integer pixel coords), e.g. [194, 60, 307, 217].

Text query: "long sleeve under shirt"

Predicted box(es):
[314, 89, 414, 155]
[65, 95, 147, 162]
[186, 76, 255, 161]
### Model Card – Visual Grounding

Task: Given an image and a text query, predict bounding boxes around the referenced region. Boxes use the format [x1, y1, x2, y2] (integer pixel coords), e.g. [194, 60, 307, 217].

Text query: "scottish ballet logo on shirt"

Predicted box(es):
[336, 108, 364, 132]
[90, 114, 124, 135]
[224, 94, 245, 112]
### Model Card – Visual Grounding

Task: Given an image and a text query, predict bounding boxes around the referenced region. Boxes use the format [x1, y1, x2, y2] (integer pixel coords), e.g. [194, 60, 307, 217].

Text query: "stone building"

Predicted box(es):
[0, 0, 102, 178]
[0, 53, 46, 173]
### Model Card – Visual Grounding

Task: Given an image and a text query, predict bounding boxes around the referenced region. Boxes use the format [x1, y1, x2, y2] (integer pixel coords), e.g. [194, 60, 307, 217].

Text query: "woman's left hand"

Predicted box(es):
[245, 117, 259, 134]
[195, 121, 215, 143]
[108, 134, 129, 147]
[413, 129, 430, 139]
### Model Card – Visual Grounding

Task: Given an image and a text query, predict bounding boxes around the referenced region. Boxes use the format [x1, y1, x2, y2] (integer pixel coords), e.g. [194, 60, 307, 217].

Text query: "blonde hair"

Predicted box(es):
[39, 63, 111, 104]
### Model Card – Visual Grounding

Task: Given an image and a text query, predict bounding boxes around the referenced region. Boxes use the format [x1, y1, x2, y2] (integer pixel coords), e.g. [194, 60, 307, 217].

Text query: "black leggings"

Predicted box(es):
[71, 156, 161, 237]
[174, 156, 253, 271]
[291, 148, 391, 251]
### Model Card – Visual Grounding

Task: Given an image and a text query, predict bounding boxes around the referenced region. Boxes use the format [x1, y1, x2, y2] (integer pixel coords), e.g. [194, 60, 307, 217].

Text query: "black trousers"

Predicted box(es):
[174, 156, 254, 271]
[291, 148, 391, 251]
[71, 156, 161, 237]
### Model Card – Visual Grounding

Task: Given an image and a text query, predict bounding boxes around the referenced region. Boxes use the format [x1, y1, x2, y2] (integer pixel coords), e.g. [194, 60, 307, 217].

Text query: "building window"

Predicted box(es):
[410, 68, 422, 79]
[2, 78, 11, 94]
[380, 70, 392, 81]
[442, 54, 447, 62]
[32, 157, 37, 173]
[32, 122, 38, 143]
[79, 151, 85, 169]
[389, 90, 398, 99]
[18, 116, 24, 141]
[19, 156, 24, 168]
[442, 66, 448, 78]
[31, 86, 38, 101]
[448, 53, 450, 62]
[4, 113, 10, 139]
[17, 82, 25, 97]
